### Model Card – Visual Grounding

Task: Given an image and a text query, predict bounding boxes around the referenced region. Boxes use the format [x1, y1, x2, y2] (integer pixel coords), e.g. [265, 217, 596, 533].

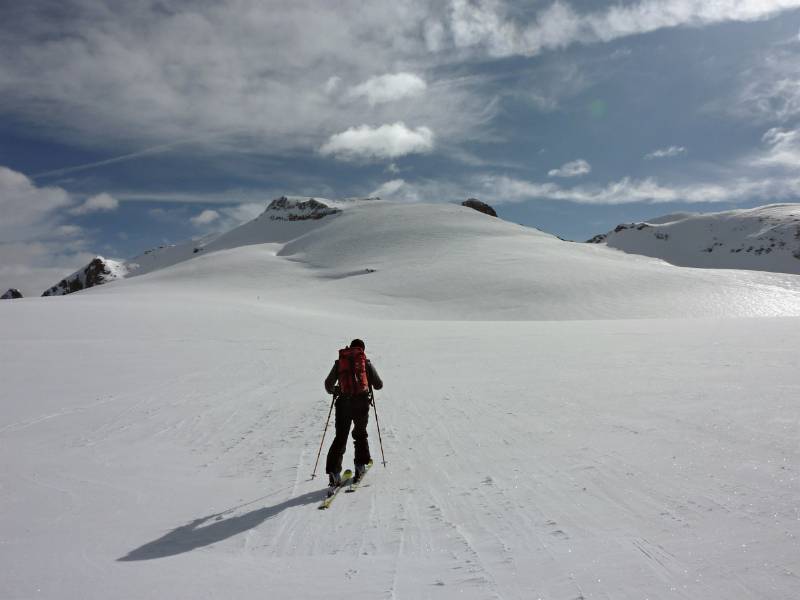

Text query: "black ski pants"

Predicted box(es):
[325, 393, 371, 474]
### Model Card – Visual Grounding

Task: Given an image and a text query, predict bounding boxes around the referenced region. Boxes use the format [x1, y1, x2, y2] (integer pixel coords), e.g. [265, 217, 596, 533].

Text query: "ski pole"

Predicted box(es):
[311, 393, 336, 479]
[370, 385, 387, 467]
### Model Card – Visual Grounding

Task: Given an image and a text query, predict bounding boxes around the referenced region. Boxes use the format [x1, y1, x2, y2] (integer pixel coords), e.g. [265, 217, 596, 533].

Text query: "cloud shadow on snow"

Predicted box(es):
[117, 489, 326, 561]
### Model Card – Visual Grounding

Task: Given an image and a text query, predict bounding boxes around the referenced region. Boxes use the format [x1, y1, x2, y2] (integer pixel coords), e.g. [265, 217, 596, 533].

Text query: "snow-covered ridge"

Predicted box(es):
[588, 204, 800, 275]
[94, 200, 800, 320]
[40, 196, 352, 295]
[41, 257, 128, 297]
[31, 199, 800, 319]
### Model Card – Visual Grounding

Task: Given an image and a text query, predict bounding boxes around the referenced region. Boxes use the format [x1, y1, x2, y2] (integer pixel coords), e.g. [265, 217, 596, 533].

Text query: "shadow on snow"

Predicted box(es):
[118, 489, 326, 561]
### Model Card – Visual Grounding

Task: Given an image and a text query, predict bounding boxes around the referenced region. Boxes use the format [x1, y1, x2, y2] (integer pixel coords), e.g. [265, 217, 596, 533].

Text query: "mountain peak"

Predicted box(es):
[588, 203, 800, 274]
[264, 196, 341, 221]
[1, 288, 23, 300]
[41, 257, 127, 297]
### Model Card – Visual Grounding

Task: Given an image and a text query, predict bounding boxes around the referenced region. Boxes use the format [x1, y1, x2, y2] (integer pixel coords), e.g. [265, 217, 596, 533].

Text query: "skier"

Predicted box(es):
[324, 339, 383, 487]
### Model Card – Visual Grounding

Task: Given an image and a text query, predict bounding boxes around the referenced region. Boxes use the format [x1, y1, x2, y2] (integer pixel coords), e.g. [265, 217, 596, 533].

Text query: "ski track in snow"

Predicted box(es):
[3, 310, 800, 599]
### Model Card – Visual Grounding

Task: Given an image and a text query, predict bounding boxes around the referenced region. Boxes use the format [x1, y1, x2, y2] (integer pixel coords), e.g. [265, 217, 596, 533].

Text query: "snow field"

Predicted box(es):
[3, 199, 800, 599]
[2, 293, 799, 599]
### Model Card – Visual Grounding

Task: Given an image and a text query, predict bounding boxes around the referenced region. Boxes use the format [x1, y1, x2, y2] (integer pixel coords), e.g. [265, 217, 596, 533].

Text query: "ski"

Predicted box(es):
[318, 469, 353, 510]
[345, 461, 373, 493]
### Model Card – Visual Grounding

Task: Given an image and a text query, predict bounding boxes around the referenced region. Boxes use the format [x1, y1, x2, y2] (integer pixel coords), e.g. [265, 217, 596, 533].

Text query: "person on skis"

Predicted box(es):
[324, 338, 383, 487]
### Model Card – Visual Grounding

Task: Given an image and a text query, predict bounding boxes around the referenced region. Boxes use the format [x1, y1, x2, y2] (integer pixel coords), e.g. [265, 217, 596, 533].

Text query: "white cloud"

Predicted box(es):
[369, 179, 419, 202]
[320, 122, 434, 161]
[5, 0, 792, 168]
[548, 159, 591, 178]
[755, 127, 800, 167]
[450, 0, 800, 57]
[734, 45, 800, 123]
[190, 209, 221, 226]
[482, 173, 800, 206]
[0, 2, 472, 162]
[645, 146, 687, 160]
[0, 246, 96, 298]
[185, 203, 266, 232]
[0, 166, 72, 241]
[0, 166, 94, 296]
[220, 203, 265, 223]
[347, 73, 427, 105]
[69, 192, 119, 215]
[366, 177, 471, 204]
[204, 202, 271, 233]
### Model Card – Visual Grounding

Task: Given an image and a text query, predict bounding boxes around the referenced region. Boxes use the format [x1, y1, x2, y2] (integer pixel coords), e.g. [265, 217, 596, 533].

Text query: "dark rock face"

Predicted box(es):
[586, 233, 607, 244]
[1, 288, 23, 300]
[462, 198, 497, 217]
[42, 257, 116, 297]
[587, 223, 649, 243]
[266, 196, 341, 221]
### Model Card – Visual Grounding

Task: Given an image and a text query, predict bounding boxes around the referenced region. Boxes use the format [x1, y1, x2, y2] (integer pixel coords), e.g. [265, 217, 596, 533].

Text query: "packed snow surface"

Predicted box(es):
[590, 203, 800, 275]
[2, 200, 800, 599]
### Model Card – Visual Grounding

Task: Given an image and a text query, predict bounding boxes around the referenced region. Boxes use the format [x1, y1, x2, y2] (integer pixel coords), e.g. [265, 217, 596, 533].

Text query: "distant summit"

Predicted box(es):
[1, 288, 23, 300]
[265, 197, 341, 221]
[588, 204, 800, 275]
[461, 198, 497, 217]
[42, 257, 127, 296]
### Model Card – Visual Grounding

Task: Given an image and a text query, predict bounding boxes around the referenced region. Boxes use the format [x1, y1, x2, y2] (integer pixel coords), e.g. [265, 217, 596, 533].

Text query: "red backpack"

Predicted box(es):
[338, 347, 369, 396]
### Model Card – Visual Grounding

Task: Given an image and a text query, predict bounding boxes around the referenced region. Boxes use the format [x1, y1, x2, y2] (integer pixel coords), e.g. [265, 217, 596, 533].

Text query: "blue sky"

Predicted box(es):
[3, 0, 800, 295]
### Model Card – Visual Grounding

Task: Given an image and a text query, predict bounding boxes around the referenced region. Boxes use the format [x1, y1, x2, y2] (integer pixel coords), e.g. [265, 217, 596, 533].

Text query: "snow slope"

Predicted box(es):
[90, 199, 800, 320]
[2, 200, 800, 599]
[588, 204, 800, 275]
[122, 196, 348, 280]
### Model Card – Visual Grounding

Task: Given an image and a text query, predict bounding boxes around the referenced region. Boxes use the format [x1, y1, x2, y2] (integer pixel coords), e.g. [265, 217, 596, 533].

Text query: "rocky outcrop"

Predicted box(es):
[586, 233, 607, 244]
[265, 196, 341, 221]
[587, 223, 650, 243]
[462, 198, 497, 217]
[42, 257, 127, 297]
[1, 288, 23, 300]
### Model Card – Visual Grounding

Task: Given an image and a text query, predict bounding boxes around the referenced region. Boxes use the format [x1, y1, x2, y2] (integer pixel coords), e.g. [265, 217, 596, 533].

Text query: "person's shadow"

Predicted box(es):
[118, 488, 325, 561]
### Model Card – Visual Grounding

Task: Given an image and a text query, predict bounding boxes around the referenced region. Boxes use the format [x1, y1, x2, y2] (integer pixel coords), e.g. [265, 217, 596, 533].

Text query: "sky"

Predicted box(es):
[3, 0, 800, 295]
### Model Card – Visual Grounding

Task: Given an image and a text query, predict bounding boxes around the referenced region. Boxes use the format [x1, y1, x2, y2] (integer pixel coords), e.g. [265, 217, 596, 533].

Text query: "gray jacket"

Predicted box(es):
[325, 359, 383, 395]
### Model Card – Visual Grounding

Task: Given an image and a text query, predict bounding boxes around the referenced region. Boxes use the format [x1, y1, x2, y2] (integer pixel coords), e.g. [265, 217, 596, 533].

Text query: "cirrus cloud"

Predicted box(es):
[481, 173, 800, 205]
[645, 146, 687, 160]
[320, 122, 434, 161]
[754, 127, 800, 167]
[450, 0, 800, 58]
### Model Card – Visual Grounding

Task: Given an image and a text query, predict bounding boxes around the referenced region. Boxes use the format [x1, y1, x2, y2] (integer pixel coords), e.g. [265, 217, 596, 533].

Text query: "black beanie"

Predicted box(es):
[350, 338, 365, 349]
